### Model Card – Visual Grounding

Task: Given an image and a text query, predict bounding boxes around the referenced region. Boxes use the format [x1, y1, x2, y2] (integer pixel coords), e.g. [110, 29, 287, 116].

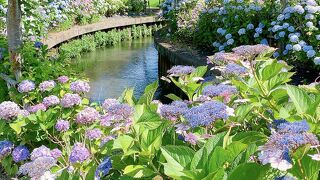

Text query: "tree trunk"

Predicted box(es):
[7, 0, 23, 80]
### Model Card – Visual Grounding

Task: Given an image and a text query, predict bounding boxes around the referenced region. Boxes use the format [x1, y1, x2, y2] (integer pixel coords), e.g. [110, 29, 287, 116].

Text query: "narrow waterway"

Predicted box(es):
[76, 37, 158, 102]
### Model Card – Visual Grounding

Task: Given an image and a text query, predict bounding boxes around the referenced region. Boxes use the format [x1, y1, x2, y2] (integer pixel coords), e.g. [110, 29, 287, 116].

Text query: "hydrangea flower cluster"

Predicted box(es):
[224, 63, 247, 76]
[39, 80, 56, 92]
[27, 103, 47, 113]
[86, 128, 103, 140]
[184, 101, 229, 127]
[208, 52, 243, 64]
[18, 80, 35, 93]
[159, 101, 189, 121]
[70, 80, 90, 93]
[42, 95, 60, 107]
[19, 145, 59, 179]
[0, 140, 14, 159]
[69, 143, 90, 163]
[12, 145, 30, 162]
[95, 156, 112, 179]
[0, 101, 20, 120]
[57, 76, 69, 84]
[232, 44, 275, 57]
[61, 93, 82, 108]
[258, 120, 319, 171]
[76, 107, 99, 124]
[202, 84, 238, 98]
[55, 119, 70, 132]
[167, 65, 196, 76]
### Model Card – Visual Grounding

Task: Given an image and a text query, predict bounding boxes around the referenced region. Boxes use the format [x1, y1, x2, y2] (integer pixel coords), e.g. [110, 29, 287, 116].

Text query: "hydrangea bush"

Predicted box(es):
[161, 0, 320, 68]
[1, 44, 320, 179]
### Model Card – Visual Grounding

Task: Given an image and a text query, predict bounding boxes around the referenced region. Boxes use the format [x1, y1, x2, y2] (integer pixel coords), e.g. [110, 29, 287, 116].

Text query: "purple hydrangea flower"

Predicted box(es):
[86, 128, 102, 140]
[57, 76, 69, 84]
[27, 103, 47, 113]
[70, 80, 90, 93]
[167, 65, 195, 76]
[232, 44, 276, 57]
[105, 104, 134, 120]
[18, 110, 30, 117]
[203, 84, 238, 97]
[102, 99, 119, 111]
[30, 145, 53, 160]
[184, 132, 198, 145]
[76, 107, 99, 124]
[12, 145, 30, 162]
[184, 101, 229, 127]
[50, 148, 62, 159]
[95, 156, 112, 179]
[19, 156, 57, 179]
[39, 80, 56, 92]
[69, 143, 90, 163]
[159, 101, 188, 121]
[100, 136, 116, 147]
[18, 80, 35, 93]
[209, 52, 243, 64]
[259, 120, 319, 171]
[0, 101, 20, 120]
[224, 63, 247, 76]
[0, 140, 14, 159]
[43, 95, 60, 107]
[55, 120, 70, 132]
[61, 93, 82, 108]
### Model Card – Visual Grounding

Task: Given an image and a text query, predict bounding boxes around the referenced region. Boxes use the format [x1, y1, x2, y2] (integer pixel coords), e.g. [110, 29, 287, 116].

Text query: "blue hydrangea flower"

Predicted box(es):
[95, 156, 112, 180]
[12, 145, 30, 162]
[0, 140, 14, 159]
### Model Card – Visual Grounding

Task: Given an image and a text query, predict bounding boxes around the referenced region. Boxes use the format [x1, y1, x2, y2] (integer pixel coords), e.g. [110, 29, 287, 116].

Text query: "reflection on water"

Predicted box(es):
[76, 37, 158, 102]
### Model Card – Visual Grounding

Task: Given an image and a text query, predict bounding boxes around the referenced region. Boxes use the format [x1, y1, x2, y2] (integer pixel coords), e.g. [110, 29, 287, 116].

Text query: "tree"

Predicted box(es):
[7, 0, 22, 80]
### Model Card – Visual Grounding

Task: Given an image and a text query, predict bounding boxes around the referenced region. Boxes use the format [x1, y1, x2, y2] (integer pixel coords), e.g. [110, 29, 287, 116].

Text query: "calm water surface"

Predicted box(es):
[76, 37, 158, 102]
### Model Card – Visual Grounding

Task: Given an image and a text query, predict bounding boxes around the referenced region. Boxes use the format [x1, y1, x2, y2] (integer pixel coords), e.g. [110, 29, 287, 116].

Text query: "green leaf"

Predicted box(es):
[136, 107, 162, 130]
[261, 62, 283, 81]
[190, 66, 207, 78]
[190, 132, 225, 170]
[165, 93, 182, 101]
[161, 146, 195, 169]
[56, 170, 69, 180]
[290, 155, 320, 180]
[201, 168, 225, 180]
[287, 85, 312, 115]
[123, 165, 154, 178]
[138, 81, 158, 105]
[232, 131, 268, 146]
[227, 163, 270, 180]
[9, 119, 26, 134]
[113, 135, 134, 153]
[119, 88, 135, 106]
[86, 165, 97, 180]
[208, 147, 231, 172]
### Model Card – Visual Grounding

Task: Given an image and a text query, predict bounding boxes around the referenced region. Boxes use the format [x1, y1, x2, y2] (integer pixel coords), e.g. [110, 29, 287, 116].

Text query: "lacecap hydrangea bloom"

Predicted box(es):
[159, 101, 188, 121]
[184, 101, 229, 127]
[0, 101, 20, 120]
[70, 80, 90, 93]
[0, 140, 14, 159]
[209, 52, 243, 64]
[102, 99, 120, 110]
[258, 120, 319, 171]
[61, 93, 82, 108]
[167, 65, 195, 76]
[69, 143, 90, 163]
[18, 80, 35, 93]
[105, 103, 134, 120]
[39, 80, 56, 92]
[76, 107, 100, 124]
[42, 95, 60, 107]
[12, 145, 30, 162]
[203, 84, 237, 97]
[55, 119, 70, 132]
[224, 63, 247, 76]
[232, 44, 276, 57]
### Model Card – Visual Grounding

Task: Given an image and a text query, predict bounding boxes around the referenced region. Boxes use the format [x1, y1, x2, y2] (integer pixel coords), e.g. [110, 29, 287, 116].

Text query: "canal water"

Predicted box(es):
[76, 37, 158, 103]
